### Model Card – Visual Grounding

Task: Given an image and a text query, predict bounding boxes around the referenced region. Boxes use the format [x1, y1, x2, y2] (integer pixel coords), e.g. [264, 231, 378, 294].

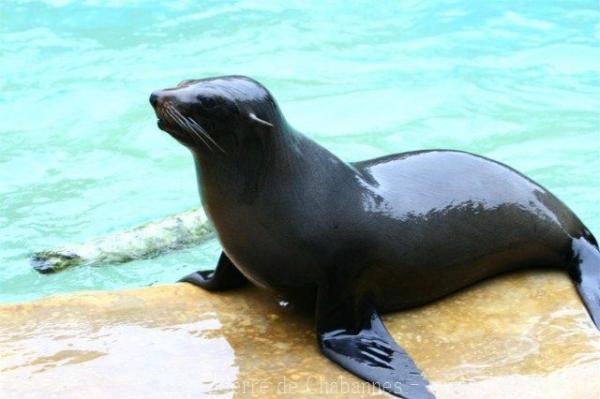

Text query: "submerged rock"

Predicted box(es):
[31, 208, 215, 273]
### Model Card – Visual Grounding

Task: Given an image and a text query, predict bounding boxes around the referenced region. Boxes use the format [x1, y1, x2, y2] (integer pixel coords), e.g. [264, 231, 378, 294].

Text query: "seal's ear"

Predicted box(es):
[248, 112, 273, 128]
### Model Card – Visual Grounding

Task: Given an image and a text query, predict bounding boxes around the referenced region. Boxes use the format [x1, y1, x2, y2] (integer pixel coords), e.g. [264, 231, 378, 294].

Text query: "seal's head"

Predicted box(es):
[150, 76, 281, 153]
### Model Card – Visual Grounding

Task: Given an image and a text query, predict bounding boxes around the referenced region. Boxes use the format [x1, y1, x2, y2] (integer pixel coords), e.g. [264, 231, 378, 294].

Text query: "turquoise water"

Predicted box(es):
[1, 1, 599, 303]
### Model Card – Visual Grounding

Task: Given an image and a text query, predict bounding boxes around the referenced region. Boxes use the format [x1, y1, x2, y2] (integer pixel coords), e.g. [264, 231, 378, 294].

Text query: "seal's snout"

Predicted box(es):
[150, 90, 169, 108]
[150, 90, 181, 111]
[150, 90, 176, 108]
[149, 92, 159, 107]
[150, 90, 175, 132]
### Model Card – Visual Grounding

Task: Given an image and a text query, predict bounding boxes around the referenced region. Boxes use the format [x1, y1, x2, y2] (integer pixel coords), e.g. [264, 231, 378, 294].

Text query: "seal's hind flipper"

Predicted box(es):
[316, 288, 434, 399]
[570, 237, 600, 330]
[179, 252, 248, 291]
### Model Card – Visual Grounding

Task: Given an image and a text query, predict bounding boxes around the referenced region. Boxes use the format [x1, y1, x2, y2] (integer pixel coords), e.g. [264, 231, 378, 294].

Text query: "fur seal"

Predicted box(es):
[150, 76, 600, 399]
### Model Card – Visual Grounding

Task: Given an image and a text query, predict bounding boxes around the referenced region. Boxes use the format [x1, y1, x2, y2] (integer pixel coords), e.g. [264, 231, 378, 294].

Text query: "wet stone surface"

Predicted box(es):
[0, 270, 599, 398]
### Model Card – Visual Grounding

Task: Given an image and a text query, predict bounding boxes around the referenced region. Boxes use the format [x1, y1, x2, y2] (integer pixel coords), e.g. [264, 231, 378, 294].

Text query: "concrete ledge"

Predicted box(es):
[1, 271, 599, 398]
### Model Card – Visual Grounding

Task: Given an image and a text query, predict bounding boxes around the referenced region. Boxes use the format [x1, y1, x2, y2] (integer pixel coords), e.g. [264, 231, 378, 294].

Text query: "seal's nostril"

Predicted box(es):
[149, 92, 159, 107]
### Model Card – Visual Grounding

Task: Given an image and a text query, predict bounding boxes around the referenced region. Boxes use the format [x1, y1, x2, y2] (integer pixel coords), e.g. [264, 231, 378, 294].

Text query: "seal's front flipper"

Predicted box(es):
[571, 237, 600, 330]
[179, 252, 248, 291]
[316, 289, 434, 399]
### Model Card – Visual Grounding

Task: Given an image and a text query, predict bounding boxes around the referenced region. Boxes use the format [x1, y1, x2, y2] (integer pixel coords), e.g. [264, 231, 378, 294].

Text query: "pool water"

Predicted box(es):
[1, 0, 599, 303]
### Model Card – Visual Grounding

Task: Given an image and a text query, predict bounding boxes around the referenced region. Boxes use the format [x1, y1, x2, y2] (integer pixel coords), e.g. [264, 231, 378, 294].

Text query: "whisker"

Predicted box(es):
[187, 117, 227, 154]
[175, 114, 214, 152]
[161, 103, 226, 155]
[165, 107, 212, 150]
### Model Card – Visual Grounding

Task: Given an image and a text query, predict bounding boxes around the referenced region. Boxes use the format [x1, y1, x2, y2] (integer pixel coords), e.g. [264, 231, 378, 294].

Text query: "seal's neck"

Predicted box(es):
[192, 125, 358, 210]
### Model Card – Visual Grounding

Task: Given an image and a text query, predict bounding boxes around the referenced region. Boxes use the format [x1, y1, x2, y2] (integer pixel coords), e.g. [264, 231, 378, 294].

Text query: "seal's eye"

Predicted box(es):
[197, 96, 216, 109]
